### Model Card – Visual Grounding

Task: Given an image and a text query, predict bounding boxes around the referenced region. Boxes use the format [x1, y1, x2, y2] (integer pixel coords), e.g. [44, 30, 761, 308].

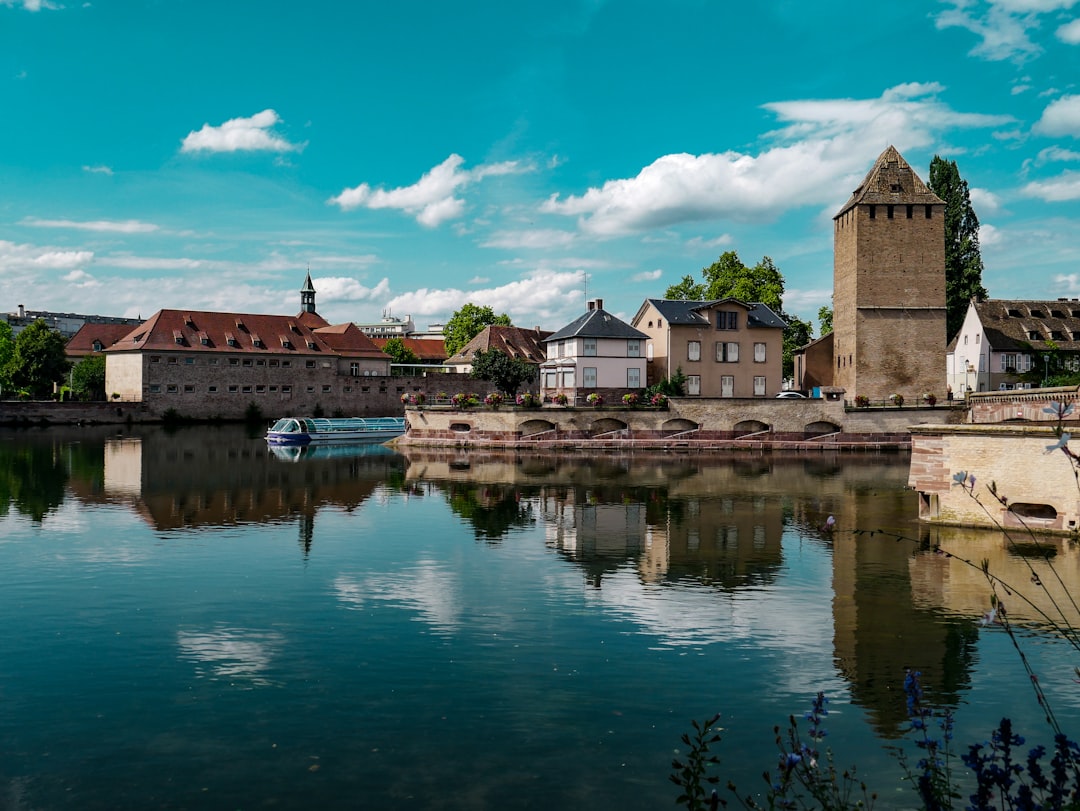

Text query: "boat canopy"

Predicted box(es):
[269, 417, 405, 434]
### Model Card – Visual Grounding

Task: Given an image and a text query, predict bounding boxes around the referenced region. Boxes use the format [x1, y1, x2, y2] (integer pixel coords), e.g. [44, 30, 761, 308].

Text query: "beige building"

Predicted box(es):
[104, 274, 392, 418]
[631, 298, 786, 397]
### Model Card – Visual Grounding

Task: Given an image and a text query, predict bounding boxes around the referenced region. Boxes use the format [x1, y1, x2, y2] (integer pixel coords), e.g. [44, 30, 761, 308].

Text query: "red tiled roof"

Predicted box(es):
[446, 325, 552, 364]
[370, 336, 447, 362]
[106, 309, 384, 358]
[67, 322, 141, 356]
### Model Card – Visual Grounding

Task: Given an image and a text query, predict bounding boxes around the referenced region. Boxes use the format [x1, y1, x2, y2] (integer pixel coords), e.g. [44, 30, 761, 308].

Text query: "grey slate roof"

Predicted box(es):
[545, 307, 648, 343]
[834, 145, 943, 218]
[973, 299, 1080, 352]
[643, 298, 788, 330]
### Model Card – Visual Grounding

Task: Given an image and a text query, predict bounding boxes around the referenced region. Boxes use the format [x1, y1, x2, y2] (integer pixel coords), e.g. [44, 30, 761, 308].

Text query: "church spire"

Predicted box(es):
[301, 268, 316, 314]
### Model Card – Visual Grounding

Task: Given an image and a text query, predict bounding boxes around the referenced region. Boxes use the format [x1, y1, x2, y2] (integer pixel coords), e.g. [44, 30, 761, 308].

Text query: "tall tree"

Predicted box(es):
[928, 156, 988, 341]
[443, 304, 512, 358]
[0, 321, 14, 393]
[382, 337, 419, 364]
[71, 355, 107, 400]
[470, 349, 536, 396]
[5, 319, 70, 398]
[817, 305, 833, 336]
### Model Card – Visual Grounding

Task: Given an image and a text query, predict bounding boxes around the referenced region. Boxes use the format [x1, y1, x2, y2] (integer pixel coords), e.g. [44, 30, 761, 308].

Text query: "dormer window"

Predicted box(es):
[199, 332, 210, 346]
[1052, 310, 1065, 318]
[280, 336, 293, 349]
[235, 319, 247, 332]
[289, 322, 301, 334]
[307, 340, 317, 350]
[1030, 309, 1045, 318]
[172, 329, 184, 345]
[251, 333, 264, 349]
[92, 339, 104, 352]
[226, 332, 238, 347]
[184, 314, 195, 327]
[1028, 330, 1041, 340]
[1008, 309, 1022, 317]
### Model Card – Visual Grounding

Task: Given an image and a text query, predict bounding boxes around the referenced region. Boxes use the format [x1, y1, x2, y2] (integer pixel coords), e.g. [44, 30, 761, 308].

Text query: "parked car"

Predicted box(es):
[775, 391, 807, 399]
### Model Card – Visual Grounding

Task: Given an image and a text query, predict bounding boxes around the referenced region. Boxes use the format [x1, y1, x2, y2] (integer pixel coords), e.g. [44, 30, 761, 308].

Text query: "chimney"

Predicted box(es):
[595, 298, 603, 310]
[18, 304, 25, 318]
[587, 301, 596, 311]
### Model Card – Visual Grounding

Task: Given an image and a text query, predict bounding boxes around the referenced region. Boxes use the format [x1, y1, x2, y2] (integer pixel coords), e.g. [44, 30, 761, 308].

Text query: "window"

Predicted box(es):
[583, 367, 597, 388]
[561, 370, 575, 388]
[754, 342, 766, 362]
[627, 339, 640, 358]
[716, 311, 738, 330]
[976, 334, 980, 344]
[687, 375, 701, 396]
[229, 358, 239, 366]
[925, 205, 932, 218]
[1028, 330, 1041, 340]
[242, 359, 253, 367]
[306, 386, 315, 393]
[242, 385, 252, 393]
[282, 385, 291, 393]
[322, 385, 332, 393]
[269, 360, 279, 368]
[1030, 309, 1045, 318]
[721, 375, 734, 398]
[716, 342, 739, 362]
[1001, 353, 1017, 372]
[167, 357, 177, 364]
[208, 386, 218, 393]
[209, 358, 219, 366]
[627, 367, 640, 388]
[754, 376, 766, 396]
[646, 342, 653, 361]
[544, 372, 556, 389]
[270, 386, 278, 392]
[306, 360, 316, 369]
[228, 385, 238, 393]
[282, 361, 291, 368]
[868, 205, 876, 219]
[887, 205, 894, 219]
[584, 337, 597, 356]
[149, 384, 161, 393]
[688, 341, 701, 361]
[351, 362, 360, 376]
[185, 357, 195, 364]
[256, 385, 266, 393]
[964, 335, 968, 345]
[906, 205, 913, 219]
[150, 355, 161, 363]
[184, 384, 195, 393]
[166, 384, 178, 393]
[256, 359, 265, 366]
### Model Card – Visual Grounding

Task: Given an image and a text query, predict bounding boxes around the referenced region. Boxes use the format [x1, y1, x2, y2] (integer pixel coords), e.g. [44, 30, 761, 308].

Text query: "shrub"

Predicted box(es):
[854, 394, 870, 408]
[650, 392, 668, 408]
[586, 392, 603, 406]
[553, 393, 569, 406]
[400, 393, 413, 405]
[484, 392, 503, 407]
[889, 393, 904, 407]
[623, 392, 640, 406]
[516, 392, 539, 408]
[923, 392, 937, 406]
[451, 392, 469, 408]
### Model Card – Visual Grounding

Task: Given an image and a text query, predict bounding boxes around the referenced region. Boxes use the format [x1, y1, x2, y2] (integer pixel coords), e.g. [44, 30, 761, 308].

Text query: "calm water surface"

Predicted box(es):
[1, 425, 1078, 810]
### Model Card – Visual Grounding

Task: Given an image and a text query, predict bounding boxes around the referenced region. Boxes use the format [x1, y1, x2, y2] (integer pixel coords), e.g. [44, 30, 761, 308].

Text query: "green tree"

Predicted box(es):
[782, 316, 814, 382]
[443, 304, 512, 358]
[928, 156, 988, 341]
[0, 321, 14, 392]
[817, 305, 833, 336]
[71, 355, 106, 401]
[6, 319, 70, 398]
[382, 337, 419, 364]
[470, 349, 537, 396]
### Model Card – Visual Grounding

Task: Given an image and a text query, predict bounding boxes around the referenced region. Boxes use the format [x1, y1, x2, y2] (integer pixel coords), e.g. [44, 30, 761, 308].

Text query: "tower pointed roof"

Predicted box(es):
[834, 145, 943, 218]
[301, 271, 315, 293]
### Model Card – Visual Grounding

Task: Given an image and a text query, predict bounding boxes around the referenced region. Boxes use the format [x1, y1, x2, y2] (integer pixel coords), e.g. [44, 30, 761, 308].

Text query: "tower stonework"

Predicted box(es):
[832, 146, 947, 403]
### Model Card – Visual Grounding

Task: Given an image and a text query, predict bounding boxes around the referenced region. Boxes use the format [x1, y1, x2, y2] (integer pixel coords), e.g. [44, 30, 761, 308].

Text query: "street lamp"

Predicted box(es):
[1044, 354, 1050, 388]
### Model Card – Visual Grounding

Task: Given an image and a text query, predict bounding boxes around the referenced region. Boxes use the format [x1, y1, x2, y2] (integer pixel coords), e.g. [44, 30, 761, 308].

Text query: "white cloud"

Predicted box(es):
[2, 0, 58, 10]
[468, 275, 490, 284]
[970, 187, 1002, 214]
[1022, 170, 1080, 200]
[542, 84, 1010, 236]
[34, 250, 94, 268]
[933, 0, 1077, 61]
[82, 164, 113, 175]
[309, 275, 390, 302]
[1057, 17, 1080, 41]
[22, 216, 159, 233]
[1034, 94, 1080, 136]
[62, 269, 101, 287]
[481, 228, 577, 249]
[1037, 145, 1080, 162]
[328, 154, 531, 227]
[385, 268, 584, 324]
[980, 223, 1004, 246]
[686, 234, 734, 250]
[631, 269, 663, 283]
[180, 109, 303, 154]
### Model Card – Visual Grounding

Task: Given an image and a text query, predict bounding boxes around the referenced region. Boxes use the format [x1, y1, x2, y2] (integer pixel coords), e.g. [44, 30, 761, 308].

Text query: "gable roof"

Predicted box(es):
[637, 298, 787, 330]
[834, 145, 943, 218]
[106, 309, 384, 358]
[545, 306, 647, 343]
[370, 336, 447, 363]
[446, 325, 552, 365]
[971, 299, 1080, 353]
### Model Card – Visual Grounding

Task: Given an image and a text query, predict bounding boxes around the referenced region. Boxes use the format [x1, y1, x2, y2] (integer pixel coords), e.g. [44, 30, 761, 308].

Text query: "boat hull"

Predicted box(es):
[265, 417, 405, 446]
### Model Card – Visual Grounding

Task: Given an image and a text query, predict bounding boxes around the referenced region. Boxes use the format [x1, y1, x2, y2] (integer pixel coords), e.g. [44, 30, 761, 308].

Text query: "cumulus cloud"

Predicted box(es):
[1034, 94, 1080, 136]
[980, 223, 1004, 246]
[934, 0, 1078, 61]
[542, 84, 1010, 236]
[181, 109, 303, 154]
[34, 250, 94, 268]
[1037, 145, 1080, 162]
[82, 164, 114, 175]
[631, 269, 663, 283]
[970, 187, 1002, 214]
[21, 216, 159, 233]
[328, 154, 531, 227]
[686, 234, 734, 250]
[1022, 170, 1080, 200]
[2, 0, 58, 10]
[385, 268, 585, 323]
[309, 275, 391, 302]
[1057, 17, 1080, 41]
[62, 269, 101, 287]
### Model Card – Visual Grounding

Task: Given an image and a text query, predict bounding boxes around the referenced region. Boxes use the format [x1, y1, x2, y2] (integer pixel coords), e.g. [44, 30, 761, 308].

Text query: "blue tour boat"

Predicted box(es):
[266, 416, 406, 446]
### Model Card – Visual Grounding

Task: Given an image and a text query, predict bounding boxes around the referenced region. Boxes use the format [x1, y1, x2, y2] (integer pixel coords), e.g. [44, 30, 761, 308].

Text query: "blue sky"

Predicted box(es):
[3, 0, 1080, 333]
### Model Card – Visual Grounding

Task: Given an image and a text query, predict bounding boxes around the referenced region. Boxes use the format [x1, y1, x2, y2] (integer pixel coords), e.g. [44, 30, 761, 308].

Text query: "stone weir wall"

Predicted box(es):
[0, 401, 151, 425]
[397, 399, 962, 451]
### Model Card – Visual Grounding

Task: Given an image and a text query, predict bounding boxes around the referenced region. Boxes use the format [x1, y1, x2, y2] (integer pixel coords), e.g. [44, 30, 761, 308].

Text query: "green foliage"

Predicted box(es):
[649, 366, 687, 397]
[443, 303, 512, 358]
[244, 401, 264, 424]
[818, 305, 833, 336]
[71, 355, 106, 401]
[0, 320, 14, 392]
[929, 156, 988, 342]
[783, 315, 813, 381]
[665, 251, 784, 313]
[470, 348, 536, 396]
[382, 336, 419, 364]
[5, 320, 70, 399]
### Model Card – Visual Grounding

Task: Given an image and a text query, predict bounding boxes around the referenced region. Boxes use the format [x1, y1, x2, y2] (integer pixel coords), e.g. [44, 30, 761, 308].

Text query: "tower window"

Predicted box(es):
[906, 205, 913, 219]
[925, 206, 932, 218]
[868, 205, 876, 219]
[887, 205, 894, 219]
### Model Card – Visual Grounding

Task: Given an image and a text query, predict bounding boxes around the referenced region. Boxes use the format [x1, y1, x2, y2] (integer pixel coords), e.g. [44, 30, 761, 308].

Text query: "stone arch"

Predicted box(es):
[805, 420, 841, 437]
[591, 417, 629, 435]
[734, 419, 770, 436]
[520, 418, 556, 437]
[449, 422, 472, 433]
[662, 418, 699, 434]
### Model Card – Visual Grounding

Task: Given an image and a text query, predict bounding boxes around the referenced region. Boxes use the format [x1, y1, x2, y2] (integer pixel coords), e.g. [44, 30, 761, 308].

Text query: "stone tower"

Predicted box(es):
[832, 146, 947, 402]
[301, 271, 316, 314]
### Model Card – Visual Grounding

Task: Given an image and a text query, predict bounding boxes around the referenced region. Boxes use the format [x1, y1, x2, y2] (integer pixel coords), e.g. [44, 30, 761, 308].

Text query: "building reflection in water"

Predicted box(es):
[26, 430, 1080, 739]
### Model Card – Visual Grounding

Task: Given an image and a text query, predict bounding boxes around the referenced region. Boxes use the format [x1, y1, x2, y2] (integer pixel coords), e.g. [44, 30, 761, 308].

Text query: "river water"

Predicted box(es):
[1, 424, 1078, 810]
